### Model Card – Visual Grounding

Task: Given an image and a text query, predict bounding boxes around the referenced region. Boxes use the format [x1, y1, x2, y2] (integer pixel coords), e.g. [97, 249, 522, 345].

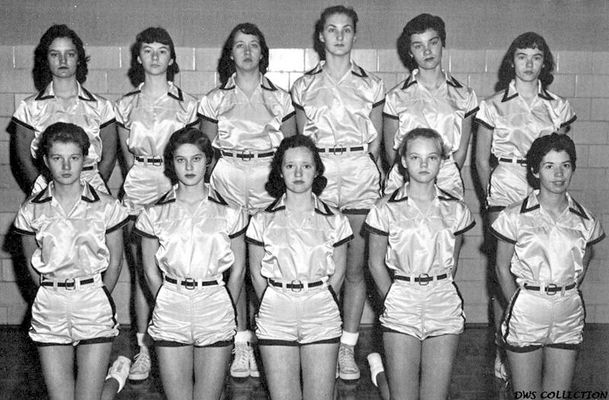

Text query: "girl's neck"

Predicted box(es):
[141, 76, 170, 98]
[235, 69, 261, 96]
[51, 77, 79, 99]
[406, 180, 436, 201]
[537, 189, 569, 216]
[284, 190, 315, 212]
[415, 66, 444, 90]
[176, 182, 208, 202]
[515, 78, 538, 99]
[53, 181, 83, 212]
[324, 54, 351, 81]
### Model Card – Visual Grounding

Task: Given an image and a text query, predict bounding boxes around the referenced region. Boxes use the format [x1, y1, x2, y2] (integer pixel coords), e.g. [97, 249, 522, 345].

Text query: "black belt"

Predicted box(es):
[221, 150, 274, 160]
[135, 156, 163, 165]
[316, 146, 365, 154]
[498, 157, 526, 165]
[164, 276, 220, 289]
[82, 165, 95, 171]
[268, 278, 324, 291]
[41, 277, 95, 289]
[395, 273, 448, 285]
[523, 282, 576, 294]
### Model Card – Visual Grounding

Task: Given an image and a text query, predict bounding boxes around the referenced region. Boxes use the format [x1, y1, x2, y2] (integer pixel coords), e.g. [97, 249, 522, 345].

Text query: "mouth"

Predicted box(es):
[185, 174, 197, 179]
[293, 180, 305, 185]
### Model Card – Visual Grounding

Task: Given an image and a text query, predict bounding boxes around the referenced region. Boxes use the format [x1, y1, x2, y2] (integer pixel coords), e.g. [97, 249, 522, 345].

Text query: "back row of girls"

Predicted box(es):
[11, 4, 599, 400]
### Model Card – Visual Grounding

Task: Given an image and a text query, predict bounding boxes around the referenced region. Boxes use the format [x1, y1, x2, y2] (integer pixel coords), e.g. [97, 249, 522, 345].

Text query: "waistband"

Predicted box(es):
[522, 281, 577, 296]
[394, 273, 449, 286]
[268, 278, 325, 292]
[221, 149, 274, 160]
[82, 165, 97, 171]
[163, 275, 223, 290]
[40, 274, 101, 290]
[135, 156, 164, 166]
[317, 144, 368, 155]
[496, 156, 527, 165]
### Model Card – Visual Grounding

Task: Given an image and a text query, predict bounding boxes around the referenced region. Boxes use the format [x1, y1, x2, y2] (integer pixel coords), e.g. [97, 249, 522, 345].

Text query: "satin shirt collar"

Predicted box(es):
[32, 182, 100, 204]
[220, 73, 277, 92]
[35, 82, 96, 102]
[265, 194, 334, 216]
[502, 80, 555, 103]
[520, 190, 588, 220]
[388, 183, 457, 203]
[308, 60, 368, 79]
[401, 69, 463, 90]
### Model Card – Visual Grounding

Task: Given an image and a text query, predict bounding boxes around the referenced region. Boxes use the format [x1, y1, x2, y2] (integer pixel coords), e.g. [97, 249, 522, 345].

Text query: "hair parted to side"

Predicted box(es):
[217, 23, 270, 86]
[265, 135, 327, 198]
[526, 133, 576, 188]
[313, 5, 358, 60]
[397, 13, 446, 71]
[496, 32, 555, 91]
[128, 27, 180, 86]
[33, 24, 89, 92]
[164, 127, 214, 185]
[38, 122, 90, 160]
[397, 127, 446, 181]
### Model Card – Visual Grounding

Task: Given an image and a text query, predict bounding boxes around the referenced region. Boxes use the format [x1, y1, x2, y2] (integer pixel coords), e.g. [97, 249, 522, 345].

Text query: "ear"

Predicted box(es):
[137, 55, 142, 64]
[43, 155, 50, 169]
[169, 58, 174, 66]
[532, 169, 539, 180]
[319, 31, 325, 43]
[400, 155, 408, 169]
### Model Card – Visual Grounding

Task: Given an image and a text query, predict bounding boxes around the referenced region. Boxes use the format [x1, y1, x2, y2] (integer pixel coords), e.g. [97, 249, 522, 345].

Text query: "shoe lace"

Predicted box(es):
[233, 343, 249, 365]
[133, 352, 151, 369]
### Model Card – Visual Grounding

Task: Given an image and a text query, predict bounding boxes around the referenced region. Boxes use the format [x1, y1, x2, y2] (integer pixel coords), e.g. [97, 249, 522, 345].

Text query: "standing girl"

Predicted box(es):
[366, 128, 475, 400]
[475, 32, 576, 379]
[114, 27, 200, 381]
[13, 24, 117, 195]
[198, 22, 296, 378]
[291, 5, 385, 379]
[135, 127, 247, 400]
[492, 134, 603, 394]
[13, 122, 128, 400]
[247, 135, 352, 400]
[383, 13, 478, 198]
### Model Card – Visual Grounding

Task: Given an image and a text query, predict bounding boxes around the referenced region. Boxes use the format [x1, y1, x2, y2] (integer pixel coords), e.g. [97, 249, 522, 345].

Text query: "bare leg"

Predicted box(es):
[156, 345, 194, 400]
[383, 331, 422, 400]
[342, 214, 367, 334]
[420, 334, 459, 400]
[194, 345, 232, 400]
[38, 345, 75, 400]
[542, 347, 577, 392]
[507, 348, 543, 394]
[75, 341, 113, 400]
[259, 344, 301, 400]
[301, 342, 339, 400]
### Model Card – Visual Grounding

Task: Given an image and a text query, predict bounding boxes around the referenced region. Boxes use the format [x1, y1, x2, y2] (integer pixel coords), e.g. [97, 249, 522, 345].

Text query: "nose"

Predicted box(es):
[152, 51, 159, 60]
[337, 30, 344, 40]
[58, 53, 66, 65]
[295, 166, 303, 177]
[526, 57, 533, 67]
[62, 159, 70, 170]
[555, 166, 564, 177]
[185, 160, 194, 170]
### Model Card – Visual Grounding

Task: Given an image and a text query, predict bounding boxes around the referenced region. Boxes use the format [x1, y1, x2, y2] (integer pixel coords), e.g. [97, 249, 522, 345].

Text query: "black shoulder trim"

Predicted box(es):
[438, 188, 458, 201]
[198, 113, 218, 124]
[465, 106, 479, 119]
[106, 217, 129, 234]
[372, 99, 385, 108]
[261, 78, 277, 91]
[538, 87, 555, 101]
[229, 225, 247, 239]
[208, 190, 229, 206]
[124, 89, 141, 97]
[455, 220, 476, 236]
[587, 232, 606, 247]
[292, 102, 304, 111]
[475, 117, 494, 130]
[333, 234, 354, 247]
[35, 89, 52, 101]
[305, 66, 322, 76]
[32, 189, 52, 204]
[133, 226, 157, 239]
[382, 112, 399, 121]
[401, 76, 416, 90]
[11, 117, 35, 131]
[186, 117, 202, 128]
[12, 226, 36, 236]
[560, 115, 577, 128]
[265, 197, 285, 213]
[569, 199, 589, 220]
[245, 236, 264, 246]
[490, 226, 517, 244]
[100, 118, 116, 129]
[363, 222, 389, 237]
[282, 110, 296, 123]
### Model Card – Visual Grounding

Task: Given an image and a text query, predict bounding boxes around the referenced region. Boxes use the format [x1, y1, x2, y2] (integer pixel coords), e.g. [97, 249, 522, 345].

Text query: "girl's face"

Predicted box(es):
[533, 150, 573, 196]
[401, 137, 442, 185]
[138, 42, 173, 76]
[44, 141, 84, 187]
[513, 47, 544, 84]
[281, 147, 317, 195]
[409, 29, 443, 71]
[231, 32, 262, 73]
[47, 37, 78, 80]
[319, 13, 356, 57]
[173, 143, 207, 187]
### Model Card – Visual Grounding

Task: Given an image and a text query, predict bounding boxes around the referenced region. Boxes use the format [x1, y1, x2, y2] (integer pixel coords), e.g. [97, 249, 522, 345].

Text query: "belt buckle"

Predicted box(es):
[290, 279, 303, 292]
[152, 158, 162, 166]
[64, 278, 76, 290]
[183, 277, 196, 290]
[333, 144, 345, 155]
[417, 273, 430, 286]
[240, 150, 253, 161]
[545, 283, 558, 296]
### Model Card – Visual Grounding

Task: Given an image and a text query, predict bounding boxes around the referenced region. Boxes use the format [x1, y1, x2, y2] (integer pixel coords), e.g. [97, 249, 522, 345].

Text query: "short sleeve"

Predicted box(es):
[333, 213, 354, 247]
[558, 99, 577, 129]
[372, 79, 386, 108]
[454, 202, 476, 236]
[99, 97, 117, 128]
[198, 91, 219, 123]
[280, 91, 296, 122]
[364, 202, 390, 236]
[245, 213, 265, 246]
[105, 199, 129, 233]
[475, 99, 496, 130]
[465, 89, 479, 118]
[134, 208, 156, 239]
[113, 96, 132, 128]
[382, 88, 399, 119]
[13, 203, 36, 236]
[228, 207, 249, 239]
[490, 209, 517, 244]
[290, 78, 304, 110]
[587, 217, 605, 247]
[12, 100, 34, 130]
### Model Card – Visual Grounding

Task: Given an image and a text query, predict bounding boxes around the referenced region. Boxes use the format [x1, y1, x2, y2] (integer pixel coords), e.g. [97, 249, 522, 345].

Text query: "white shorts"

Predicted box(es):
[487, 162, 531, 211]
[122, 162, 172, 216]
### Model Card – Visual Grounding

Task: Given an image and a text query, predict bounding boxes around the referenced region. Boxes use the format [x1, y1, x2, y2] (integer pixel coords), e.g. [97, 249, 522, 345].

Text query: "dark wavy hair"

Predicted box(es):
[164, 127, 214, 185]
[218, 23, 269, 86]
[496, 32, 555, 91]
[33, 25, 89, 92]
[397, 127, 446, 181]
[128, 27, 180, 87]
[38, 122, 90, 160]
[265, 135, 327, 198]
[526, 133, 576, 188]
[313, 5, 358, 60]
[397, 14, 446, 72]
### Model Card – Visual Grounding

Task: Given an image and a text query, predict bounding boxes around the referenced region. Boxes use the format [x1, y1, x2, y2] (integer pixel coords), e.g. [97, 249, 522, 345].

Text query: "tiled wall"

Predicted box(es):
[1, 44, 608, 325]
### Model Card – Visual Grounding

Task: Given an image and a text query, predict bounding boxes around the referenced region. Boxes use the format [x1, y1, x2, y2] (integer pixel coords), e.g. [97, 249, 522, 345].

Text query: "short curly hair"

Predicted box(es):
[128, 27, 180, 87]
[218, 23, 270, 86]
[163, 127, 214, 185]
[265, 135, 327, 198]
[397, 14, 446, 71]
[526, 133, 576, 188]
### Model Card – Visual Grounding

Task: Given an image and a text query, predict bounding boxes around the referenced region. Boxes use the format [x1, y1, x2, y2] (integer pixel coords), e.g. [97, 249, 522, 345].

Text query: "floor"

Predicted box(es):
[0, 324, 607, 400]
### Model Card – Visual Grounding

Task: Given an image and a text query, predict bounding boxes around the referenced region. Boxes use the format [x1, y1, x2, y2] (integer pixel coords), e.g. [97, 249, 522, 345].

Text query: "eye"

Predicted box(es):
[174, 157, 185, 163]
[344, 27, 353, 33]
[234, 43, 244, 49]
[533, 55, 543, 62]
[563, 162, 572, 169]
[303, 164, 313, 169]
[327, 27, 335, 33]
[70, 155, 81, 161]
[431, 38, 439, 46]
[193, 155, 203, 163]
[67, 51, 77, 58]
[250, 42, 260, 49]
[430, 155, 439, 161]
[159, 49, 168, 55]
[284, 163, 293, 169]
[412, 44, 422, 51]
[51, 155, 61, 161]
[409, 155, 418, 160]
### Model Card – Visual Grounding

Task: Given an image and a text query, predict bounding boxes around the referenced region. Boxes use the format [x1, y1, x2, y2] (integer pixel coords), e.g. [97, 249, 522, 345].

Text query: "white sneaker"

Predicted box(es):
[106, 355, 131, 392]
[338, 343, 360, 380]
[129, 351, 151, 381]
[366, 353, 384, 387]
[494, 353, 508, 381]
[247, 344, 260, 378]
[230, 342, 250, 378]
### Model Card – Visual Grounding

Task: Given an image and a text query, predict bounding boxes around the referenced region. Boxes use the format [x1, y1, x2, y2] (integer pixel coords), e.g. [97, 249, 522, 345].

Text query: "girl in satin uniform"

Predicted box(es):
[247, 135, 352, 400]
[198, 22, 296, 378]
[366, 128, 474, 400]
[12, 24, 117, 195]
[114, 27, 200, 381]
[135, 127, 247, 400]
[291, 6, 385, 379]
[475, 32, 576, 380]
[383, 14, 478, 199]
[13, 122, 128, 400]
[492, 134, 603, 395]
